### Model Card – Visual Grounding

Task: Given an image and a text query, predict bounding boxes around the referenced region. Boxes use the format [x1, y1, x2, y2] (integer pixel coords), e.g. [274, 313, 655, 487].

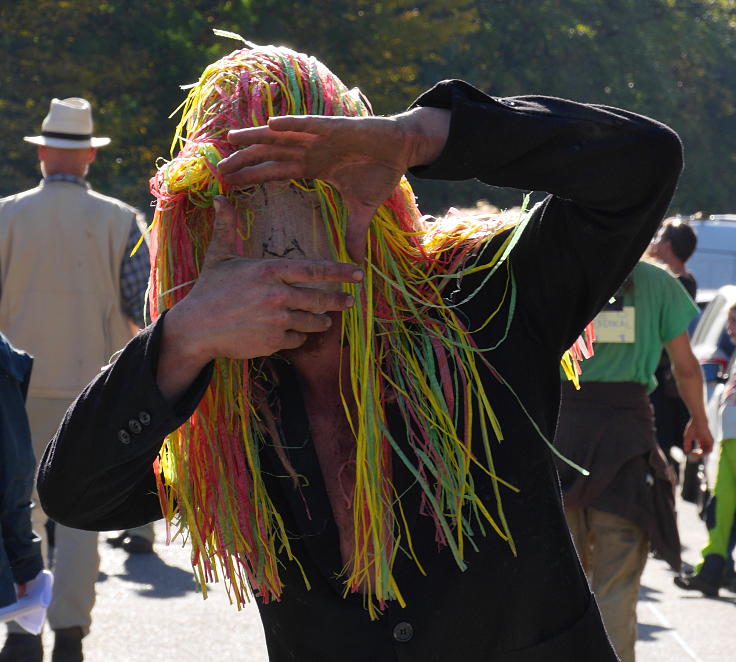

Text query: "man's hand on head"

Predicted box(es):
[218, 107, 450, 230]
[156, 196, 362, 403]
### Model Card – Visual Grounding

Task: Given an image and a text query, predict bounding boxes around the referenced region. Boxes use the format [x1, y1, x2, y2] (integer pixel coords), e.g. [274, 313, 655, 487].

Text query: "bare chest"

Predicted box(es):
[301, 380, 358, 567]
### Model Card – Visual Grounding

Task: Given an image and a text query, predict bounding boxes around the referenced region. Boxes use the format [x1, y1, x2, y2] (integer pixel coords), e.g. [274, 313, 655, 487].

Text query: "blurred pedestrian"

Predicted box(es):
[0, 97, 149, 662]
[646, 216, 697, 297]
[0, 333, 44, 662]
[646, 218, 705, 504]
[675, 302, 736, 596]
[554, 259, 713, 662]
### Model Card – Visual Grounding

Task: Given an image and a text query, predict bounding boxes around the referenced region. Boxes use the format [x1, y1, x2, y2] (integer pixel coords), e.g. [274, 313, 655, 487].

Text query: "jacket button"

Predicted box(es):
[392, 621, 413, 643]
[128, 419, 142, 434]
[118, 429, 131, 444]
[139, 411, 151, 426]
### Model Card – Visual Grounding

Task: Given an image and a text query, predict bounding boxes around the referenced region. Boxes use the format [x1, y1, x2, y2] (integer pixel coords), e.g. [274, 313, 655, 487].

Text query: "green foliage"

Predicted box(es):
[413, 0, 736, 214]
[0, 0, 251, 212]
[0, 0, 734, 217]
[238, 0, 478, 113]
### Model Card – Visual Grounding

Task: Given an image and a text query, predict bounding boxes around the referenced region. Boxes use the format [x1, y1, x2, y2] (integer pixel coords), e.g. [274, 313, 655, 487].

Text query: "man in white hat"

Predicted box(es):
[0, 97, 150, 662]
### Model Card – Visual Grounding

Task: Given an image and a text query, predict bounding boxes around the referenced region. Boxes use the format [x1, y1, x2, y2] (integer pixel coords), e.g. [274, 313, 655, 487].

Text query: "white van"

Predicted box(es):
[691, 284, 736, 387]
[687, 215, 736, 293]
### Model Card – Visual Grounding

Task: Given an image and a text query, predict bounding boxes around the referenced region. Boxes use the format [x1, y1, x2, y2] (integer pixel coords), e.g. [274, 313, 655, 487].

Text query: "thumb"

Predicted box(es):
[203, 195, 238, 269]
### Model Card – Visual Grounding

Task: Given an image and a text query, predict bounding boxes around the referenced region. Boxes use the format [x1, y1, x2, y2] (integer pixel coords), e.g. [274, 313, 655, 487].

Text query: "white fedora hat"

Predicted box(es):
[24, 97, 111, 149]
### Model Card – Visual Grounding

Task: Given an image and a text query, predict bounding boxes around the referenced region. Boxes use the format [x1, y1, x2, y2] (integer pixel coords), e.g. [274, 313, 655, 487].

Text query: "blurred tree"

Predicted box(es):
[0, 0, 254, 212]
[0, 0, 476, 214]
[239, 0, 478, 113]
[411, 0, 736, 215]
[0, 0, 733, 218]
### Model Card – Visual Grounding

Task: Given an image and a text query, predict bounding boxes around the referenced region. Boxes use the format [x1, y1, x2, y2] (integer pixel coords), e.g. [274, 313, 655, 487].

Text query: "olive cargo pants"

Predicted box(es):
[565, 507, 649, 662]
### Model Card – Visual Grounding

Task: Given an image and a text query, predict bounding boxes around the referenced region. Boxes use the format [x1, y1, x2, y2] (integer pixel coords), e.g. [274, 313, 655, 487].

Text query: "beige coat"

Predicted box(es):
[0, 180, 136, 399]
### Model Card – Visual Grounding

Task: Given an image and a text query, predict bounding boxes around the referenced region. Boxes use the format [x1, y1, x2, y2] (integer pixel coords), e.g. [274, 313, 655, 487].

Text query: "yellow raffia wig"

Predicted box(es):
[145, 38, 591, 618]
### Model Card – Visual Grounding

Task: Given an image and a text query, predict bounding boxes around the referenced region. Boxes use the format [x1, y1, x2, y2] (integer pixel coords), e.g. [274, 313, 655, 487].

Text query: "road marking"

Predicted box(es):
[644, 602, 704, 662]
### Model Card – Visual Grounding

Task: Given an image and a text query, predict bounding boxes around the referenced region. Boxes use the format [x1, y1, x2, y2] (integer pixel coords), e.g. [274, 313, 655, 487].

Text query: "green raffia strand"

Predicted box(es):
[147, 39, 589, 621]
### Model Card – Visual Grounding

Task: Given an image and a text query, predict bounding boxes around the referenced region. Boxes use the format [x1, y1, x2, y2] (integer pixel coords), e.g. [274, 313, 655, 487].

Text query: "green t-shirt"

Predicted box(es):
[575, 260, 699, 393]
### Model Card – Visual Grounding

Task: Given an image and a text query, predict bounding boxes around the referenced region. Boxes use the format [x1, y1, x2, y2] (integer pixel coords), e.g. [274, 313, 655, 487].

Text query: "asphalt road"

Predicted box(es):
[636, 497, 734, 662]
[22, 496, 734, 662]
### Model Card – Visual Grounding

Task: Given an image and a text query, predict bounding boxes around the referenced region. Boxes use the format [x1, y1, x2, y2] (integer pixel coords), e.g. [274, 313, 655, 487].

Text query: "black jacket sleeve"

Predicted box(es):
[37, 312, 213, 531]
[0, 340, 43, 605]
[410, 80, 683, 353]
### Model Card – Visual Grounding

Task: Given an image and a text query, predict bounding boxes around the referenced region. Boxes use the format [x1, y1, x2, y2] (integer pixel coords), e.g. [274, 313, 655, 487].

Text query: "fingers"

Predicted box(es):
[219, 157, 306, 185]
[267, 116, 332, 134]
[263, 316, 334, 355]
[226, 116, 330, 146]
[683, 422, 713, 455]
[202, 196, 238, 268]
[221, 117, 337, 184]
[261, 259, 363, 286]
[683, 427, 699, 455]
[684, 441, 702, 456]
[691, 419, 714, 455]
[286, 310, 333, 333]
[699, 434, 714, 455]
[288, 285, 355, 314]
[219, 144, 305, 172]
[227, 125, 288, 147]
[280, 330, 308, 350]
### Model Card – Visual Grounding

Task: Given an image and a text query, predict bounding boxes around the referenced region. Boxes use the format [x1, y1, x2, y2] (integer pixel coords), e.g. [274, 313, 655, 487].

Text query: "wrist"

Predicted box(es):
[398, 106, 451, 168]
[157, 304, 212, 403]
[688, 412, 709, 427]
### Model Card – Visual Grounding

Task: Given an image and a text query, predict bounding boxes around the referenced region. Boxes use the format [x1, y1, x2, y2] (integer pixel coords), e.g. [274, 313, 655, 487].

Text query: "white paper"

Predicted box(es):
[0, 570, 54, 634]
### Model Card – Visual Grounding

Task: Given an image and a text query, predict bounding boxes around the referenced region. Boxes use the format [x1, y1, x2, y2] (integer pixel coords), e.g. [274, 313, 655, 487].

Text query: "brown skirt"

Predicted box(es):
[554, 381, 680, 571]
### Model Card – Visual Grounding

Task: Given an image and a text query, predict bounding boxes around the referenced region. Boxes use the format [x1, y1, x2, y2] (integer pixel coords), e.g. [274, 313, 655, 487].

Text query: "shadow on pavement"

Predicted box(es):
[643, 578, 736, 606]
[637, 622, 669, 641]
[671, 592, 736, 606]
[638, 583, 661, 603]
[114, 552, 198, 599]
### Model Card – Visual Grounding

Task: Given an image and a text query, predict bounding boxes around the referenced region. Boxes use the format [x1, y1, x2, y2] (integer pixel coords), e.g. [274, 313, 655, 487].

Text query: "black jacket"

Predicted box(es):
[38, 80, 682, 661]
[0, 333, 42, 608]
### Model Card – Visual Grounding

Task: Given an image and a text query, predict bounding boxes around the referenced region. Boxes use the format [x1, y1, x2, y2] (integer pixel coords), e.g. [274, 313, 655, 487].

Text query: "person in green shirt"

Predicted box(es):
[554, 259, 713, 662]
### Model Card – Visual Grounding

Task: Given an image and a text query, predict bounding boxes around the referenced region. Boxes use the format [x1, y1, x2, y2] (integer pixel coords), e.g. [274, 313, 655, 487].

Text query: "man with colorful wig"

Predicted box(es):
[37, 41, 683, 661]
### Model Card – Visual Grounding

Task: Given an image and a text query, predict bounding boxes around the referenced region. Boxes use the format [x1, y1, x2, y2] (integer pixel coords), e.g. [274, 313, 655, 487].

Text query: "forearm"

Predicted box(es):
[410, 81, 682, 352]
[673, 364, 708, 424]
[410, 80, 682, 214]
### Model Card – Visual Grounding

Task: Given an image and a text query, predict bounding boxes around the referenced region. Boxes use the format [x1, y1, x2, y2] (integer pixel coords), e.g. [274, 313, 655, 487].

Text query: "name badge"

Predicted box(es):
[593, 306, 636, 343]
